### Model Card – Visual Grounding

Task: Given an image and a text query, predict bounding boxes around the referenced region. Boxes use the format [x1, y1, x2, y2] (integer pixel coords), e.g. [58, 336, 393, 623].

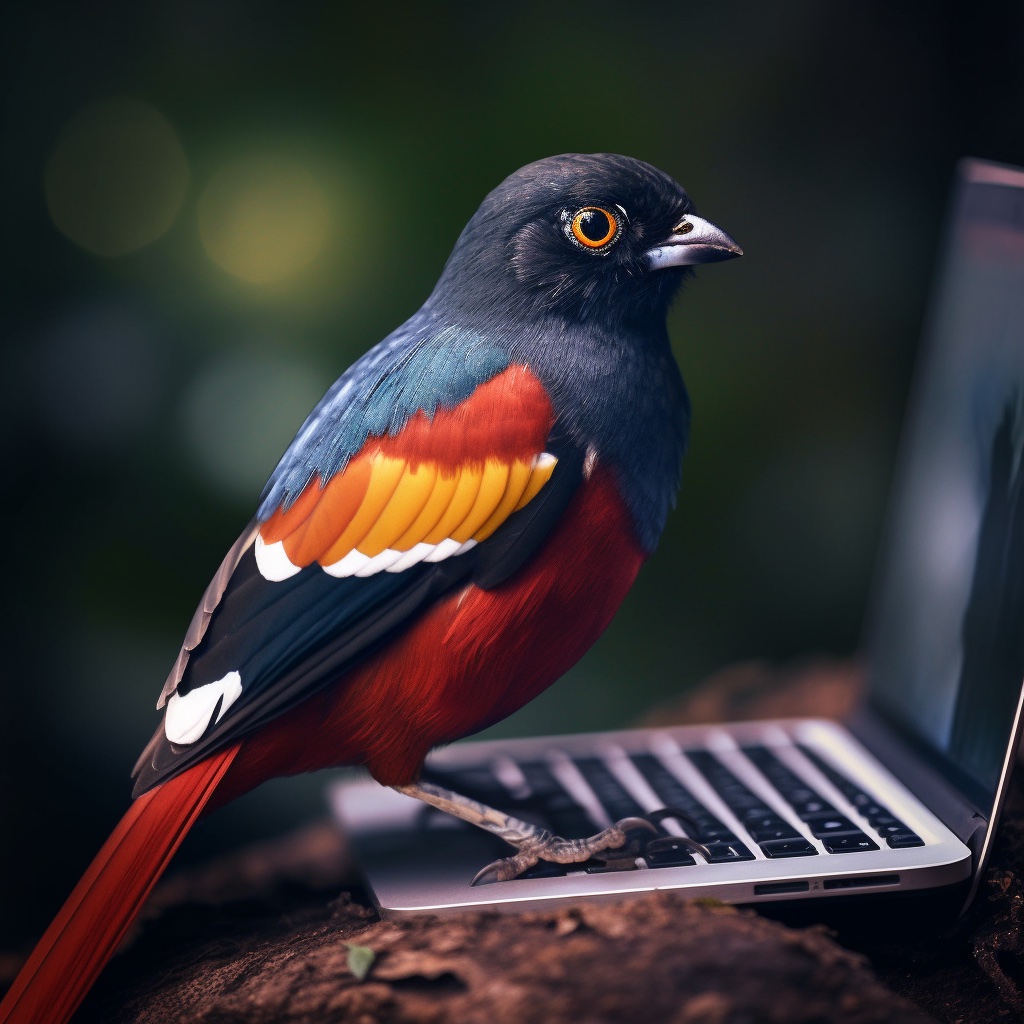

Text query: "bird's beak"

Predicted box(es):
[646, 214, 743, 269]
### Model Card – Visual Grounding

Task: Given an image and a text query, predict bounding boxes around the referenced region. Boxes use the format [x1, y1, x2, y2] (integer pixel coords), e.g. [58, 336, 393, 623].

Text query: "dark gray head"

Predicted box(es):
[429, 153, 741, 329]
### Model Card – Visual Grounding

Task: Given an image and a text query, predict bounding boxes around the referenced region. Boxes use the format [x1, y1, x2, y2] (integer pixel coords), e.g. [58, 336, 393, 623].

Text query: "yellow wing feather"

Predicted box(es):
[514, 454, 557, 511]
[451, 459, 510, 542]
[356, 461, 439, 556]
[423, 467, 484, 544]
[472, 458, 535, 542]
[388, 469, 462, 552]
[287, 450, 559, 578]
[320, 455, 406, 565]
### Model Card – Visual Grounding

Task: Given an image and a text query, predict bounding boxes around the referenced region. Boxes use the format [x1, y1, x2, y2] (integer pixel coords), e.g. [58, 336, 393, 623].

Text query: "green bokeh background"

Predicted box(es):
[3, 0, 1023, 948]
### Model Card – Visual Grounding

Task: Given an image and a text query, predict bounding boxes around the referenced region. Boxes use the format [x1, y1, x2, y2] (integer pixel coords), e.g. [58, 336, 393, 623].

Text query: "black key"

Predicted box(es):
[798, 749, 856, 786]
[798, 749, 878, 808]
[875, 822, 924, 849]
[686, 752, 767, 815]
[630, 755, 705, 812]
[721, 790, 763, 812]
[820, 831, 880, 854]
[742, 746, 800, 781]
[702, 840, 756, 863]
[520, 861, 568, 879]
[839, 784, 867, 801]
[573, 758, 647, 823]
[742, 746, 817, 801]
[797, 746, 907, 833]
[685, 750, 733, 781]
[798, 747, 863, 794]
[875, 822, 909, 836]
[858, 803, 889, 820]
[792, 799, 837, 819]
[630, 755, 732, 843]
[744, 817, 801, 842]
[584, 857, 638, 873]
[749, 819, 802, 843]
[644, 838, 697, 867]
[742, 748, 850, 836]
[693, 824, 742, 843]
[867, 813, 900, 828]
[688, 750, 805, 849]
[739, 804, 778, 821]
[519, 762, 598, 837]
[760, 837, 819, 858]
[887, 832, 926, 848]
[805, 814, 858, 837]
[783, 787, 818, 804]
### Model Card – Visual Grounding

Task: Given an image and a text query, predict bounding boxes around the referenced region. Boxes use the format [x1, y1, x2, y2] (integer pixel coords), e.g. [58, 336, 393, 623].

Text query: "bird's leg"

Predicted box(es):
[392, 779, 658, 885]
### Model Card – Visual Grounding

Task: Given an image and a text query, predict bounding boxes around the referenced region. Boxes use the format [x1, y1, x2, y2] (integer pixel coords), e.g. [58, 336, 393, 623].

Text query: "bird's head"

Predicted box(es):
[430, 153, 741, 329]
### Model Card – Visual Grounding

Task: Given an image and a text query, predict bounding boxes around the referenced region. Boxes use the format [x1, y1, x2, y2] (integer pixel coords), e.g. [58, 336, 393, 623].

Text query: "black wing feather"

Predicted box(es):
[132, 435, 586, 796]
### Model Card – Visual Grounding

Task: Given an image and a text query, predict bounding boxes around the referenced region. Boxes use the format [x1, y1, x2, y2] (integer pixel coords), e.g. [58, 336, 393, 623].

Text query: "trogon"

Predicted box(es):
[0, 152, 741, 1024]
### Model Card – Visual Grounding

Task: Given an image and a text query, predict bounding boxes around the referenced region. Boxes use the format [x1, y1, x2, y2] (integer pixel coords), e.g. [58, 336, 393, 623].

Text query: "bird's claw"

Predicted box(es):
[591, 816, 660, 861]
[612, 815, 660, 835]
[471, 816, 664, 884]
[645, 807, 712, 859]
[471, 852, 540, 886]
[648, 806, 700, 833]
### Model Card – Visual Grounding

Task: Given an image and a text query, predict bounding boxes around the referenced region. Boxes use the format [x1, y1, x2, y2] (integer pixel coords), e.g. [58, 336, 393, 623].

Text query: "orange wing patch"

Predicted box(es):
[255, 365, 557, 581]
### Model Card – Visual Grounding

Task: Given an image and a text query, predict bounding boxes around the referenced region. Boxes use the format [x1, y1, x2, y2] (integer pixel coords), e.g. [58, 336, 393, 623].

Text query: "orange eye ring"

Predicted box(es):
[569, 206, 620, 250]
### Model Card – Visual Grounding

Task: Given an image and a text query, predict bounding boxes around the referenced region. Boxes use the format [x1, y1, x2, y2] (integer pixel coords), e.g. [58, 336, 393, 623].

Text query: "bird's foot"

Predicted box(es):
[470, 816, 658, 886]
[390, 781, 703, 886]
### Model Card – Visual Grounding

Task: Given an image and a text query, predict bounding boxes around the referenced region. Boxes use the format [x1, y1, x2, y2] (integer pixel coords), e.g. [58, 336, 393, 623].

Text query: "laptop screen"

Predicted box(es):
[866, 159, 1024, 810]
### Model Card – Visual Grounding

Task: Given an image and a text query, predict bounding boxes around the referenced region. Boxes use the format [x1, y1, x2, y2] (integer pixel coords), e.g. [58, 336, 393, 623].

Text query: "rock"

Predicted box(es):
[79, 888, 933, 1024]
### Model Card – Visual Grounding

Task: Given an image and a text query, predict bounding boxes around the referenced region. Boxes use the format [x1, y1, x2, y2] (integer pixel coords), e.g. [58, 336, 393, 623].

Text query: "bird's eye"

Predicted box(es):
[568, 206, 621, 251]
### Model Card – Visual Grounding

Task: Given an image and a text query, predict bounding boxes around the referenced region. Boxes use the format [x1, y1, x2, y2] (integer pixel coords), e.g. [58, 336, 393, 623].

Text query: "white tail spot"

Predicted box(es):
[164, 671, 243, 745]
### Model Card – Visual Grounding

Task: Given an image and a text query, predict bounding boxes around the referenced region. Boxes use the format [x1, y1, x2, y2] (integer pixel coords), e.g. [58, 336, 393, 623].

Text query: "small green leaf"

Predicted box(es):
[691, 897, 733, 911]
[345, 942, 376, 981]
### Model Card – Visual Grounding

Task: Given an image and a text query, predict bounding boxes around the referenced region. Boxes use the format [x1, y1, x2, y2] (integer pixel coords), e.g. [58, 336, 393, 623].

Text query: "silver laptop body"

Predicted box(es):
[331, 158, 1024, 917]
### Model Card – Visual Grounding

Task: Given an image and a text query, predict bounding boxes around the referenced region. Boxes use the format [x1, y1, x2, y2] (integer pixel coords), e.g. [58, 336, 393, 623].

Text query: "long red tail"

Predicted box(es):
[0, 743, 240, 1024]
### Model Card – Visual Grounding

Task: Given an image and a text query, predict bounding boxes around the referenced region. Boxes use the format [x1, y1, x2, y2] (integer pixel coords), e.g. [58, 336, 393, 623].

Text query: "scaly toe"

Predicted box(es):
[613, 816, 660, 835]
[470, 851, 539, 886]
[471, 818, 663, 883]
[591, 816, 661, 861]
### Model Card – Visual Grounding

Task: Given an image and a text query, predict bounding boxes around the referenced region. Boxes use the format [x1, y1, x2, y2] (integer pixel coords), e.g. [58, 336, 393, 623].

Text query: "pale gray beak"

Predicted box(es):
[646, 214, 743, 269]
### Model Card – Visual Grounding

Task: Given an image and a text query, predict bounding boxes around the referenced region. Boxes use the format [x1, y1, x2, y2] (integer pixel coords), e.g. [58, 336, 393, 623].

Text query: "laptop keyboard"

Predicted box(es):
[420, 740, 924, 877]
[741, 746, 877, 853]
[630, 754, 754, 861]
[798, 746, 925, 849]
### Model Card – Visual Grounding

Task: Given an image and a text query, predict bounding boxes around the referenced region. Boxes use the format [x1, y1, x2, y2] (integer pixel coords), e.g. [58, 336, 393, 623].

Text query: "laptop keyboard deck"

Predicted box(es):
[419, 738, 925, 877]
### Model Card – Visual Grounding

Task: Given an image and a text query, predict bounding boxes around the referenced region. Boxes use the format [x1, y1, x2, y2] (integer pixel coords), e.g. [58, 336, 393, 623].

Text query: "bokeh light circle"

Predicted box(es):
[45, 97, 189, 257]
[197, 156, 332, 284]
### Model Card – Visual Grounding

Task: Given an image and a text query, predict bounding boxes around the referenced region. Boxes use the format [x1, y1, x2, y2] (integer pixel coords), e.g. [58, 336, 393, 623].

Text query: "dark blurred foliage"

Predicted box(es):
[2, 0, 1023, 949]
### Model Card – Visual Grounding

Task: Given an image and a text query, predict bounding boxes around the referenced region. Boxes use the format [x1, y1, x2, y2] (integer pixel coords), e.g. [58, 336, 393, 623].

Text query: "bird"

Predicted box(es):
[0, 152, 741, 1024]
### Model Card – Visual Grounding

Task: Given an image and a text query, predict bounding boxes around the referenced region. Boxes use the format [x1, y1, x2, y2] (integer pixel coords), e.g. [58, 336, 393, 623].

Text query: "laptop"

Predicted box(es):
[329, 157, 1024, 917]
